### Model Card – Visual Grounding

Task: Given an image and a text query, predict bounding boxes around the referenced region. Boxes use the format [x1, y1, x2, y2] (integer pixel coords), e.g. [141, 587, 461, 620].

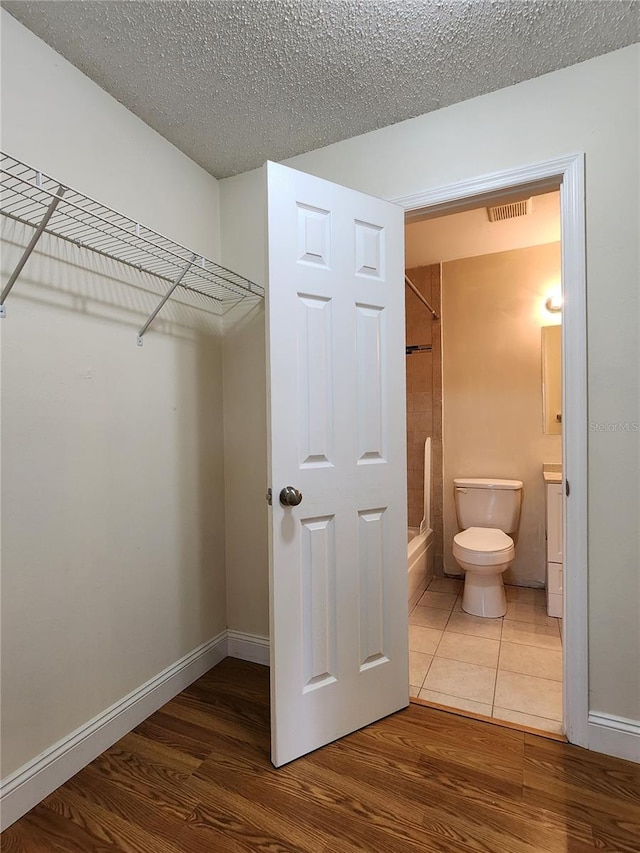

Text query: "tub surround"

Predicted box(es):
[405, 263, 443, 573]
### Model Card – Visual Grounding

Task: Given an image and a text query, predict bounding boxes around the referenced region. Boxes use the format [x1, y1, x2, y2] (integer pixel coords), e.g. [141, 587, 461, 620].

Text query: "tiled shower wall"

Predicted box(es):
[406, 264, 444, 575]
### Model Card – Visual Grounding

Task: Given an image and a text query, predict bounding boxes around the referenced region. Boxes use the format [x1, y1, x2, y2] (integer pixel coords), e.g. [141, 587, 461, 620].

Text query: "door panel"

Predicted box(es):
[266, 161, 408, 767]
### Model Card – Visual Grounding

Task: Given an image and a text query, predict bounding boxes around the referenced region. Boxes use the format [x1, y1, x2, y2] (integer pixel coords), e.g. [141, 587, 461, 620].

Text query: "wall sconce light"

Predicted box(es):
[545, 293, 563, 313]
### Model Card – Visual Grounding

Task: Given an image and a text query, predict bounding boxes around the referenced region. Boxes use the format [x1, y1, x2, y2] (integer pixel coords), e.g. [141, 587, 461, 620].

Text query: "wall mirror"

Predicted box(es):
[542, 325, 562, 434]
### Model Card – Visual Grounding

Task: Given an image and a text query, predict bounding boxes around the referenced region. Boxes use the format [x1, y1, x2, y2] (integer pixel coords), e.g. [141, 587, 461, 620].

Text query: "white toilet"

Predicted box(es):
[452, 478, 523, 618]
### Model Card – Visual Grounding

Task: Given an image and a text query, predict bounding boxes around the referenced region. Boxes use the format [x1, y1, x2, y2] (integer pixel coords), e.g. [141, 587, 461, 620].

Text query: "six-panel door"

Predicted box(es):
[265, 161, 408, 767]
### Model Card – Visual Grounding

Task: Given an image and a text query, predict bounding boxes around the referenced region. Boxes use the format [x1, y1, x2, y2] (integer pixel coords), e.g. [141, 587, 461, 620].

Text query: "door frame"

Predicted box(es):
[392, 153, 588, 747]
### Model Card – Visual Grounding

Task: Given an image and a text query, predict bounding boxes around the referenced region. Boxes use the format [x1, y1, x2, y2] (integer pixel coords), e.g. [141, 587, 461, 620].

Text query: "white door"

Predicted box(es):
[265, 161, 408, 767]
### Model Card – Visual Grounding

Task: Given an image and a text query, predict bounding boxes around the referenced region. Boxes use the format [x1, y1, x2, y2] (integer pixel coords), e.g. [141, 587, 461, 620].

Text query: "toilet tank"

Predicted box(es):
[454, 478, 523, 533]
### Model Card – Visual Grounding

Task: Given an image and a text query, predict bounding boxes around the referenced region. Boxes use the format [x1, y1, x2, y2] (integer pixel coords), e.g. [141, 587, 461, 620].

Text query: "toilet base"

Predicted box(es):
[462, 572, 507, 618]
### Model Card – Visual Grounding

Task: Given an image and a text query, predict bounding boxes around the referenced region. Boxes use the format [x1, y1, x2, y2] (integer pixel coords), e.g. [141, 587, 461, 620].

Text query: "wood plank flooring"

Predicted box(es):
[3, 658, 639, 852]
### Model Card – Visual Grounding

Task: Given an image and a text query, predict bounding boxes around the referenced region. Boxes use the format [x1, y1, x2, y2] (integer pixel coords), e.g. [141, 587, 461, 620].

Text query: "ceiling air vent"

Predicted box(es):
[486, 198, 532, 222]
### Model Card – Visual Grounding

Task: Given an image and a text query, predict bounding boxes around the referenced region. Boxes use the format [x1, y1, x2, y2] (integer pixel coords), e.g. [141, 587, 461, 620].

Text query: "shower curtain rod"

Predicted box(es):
[404, 274, 439, 320]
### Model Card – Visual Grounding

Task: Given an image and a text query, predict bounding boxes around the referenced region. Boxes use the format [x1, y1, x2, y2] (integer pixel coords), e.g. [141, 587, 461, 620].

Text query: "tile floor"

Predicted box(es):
[410, 577, 563, 735]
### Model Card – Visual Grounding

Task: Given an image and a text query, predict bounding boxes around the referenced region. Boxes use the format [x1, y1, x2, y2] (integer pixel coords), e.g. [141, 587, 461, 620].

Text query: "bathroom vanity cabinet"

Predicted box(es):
[545, 478, 563, 617]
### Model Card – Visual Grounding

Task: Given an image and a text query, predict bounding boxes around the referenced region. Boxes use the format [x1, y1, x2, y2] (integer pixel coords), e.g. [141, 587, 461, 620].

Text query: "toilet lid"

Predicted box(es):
[454, 527, 513, 553]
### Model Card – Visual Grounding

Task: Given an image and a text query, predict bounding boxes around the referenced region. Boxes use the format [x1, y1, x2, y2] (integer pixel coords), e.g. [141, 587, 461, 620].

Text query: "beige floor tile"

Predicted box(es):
[436, 632, 500, 669]
[445, 610, 503, 641]
[409, 625, 443, 655]
[427, 577, 463, 594]
[418, 688, 492, 717]
[505, 602, 559, 627]
[409, 651, 433, 688]
[418, 590, 458, 611]
[499, 641, 563, 682]
[423, 657, 496, 705]
[494, 670, 563, 721]
[410, 685, 421, 698]
[409, 587, 426, 610]
[453, 594, 464, 611]
[492, 706, 564, 736]
[409, 605, 451, 630]
[505, 585, 546, 606]
[501, 620, 562, 651]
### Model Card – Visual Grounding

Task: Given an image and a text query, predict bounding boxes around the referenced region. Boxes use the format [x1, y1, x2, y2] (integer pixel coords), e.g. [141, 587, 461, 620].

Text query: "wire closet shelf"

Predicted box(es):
[0, 152, 264, 343]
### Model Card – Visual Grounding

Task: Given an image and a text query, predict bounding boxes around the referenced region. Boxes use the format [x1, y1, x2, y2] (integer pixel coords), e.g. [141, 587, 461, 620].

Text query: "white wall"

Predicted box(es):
[220, 45, 640, 724]
[219, 171, 270, 639]
[0, 12, 220, 258]
[1, 11, 226, 778]
[441, 244, 563, 582]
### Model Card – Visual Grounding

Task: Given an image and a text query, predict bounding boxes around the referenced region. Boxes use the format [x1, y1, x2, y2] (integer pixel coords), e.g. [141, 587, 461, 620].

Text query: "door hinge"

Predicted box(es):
[266, 488, 272, 506]
[565, 479, 570, 497]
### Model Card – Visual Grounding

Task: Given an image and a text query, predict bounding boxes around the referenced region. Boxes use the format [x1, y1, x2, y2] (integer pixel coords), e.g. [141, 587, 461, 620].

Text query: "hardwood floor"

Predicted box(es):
[3, 658, 639, 852]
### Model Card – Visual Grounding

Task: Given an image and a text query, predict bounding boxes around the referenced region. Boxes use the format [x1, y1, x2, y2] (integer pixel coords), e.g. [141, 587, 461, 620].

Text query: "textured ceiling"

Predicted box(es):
[3, 0, 639, 178]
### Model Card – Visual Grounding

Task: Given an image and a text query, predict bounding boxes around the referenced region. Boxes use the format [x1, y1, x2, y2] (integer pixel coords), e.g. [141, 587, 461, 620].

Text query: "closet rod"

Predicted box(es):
[405, 274, 439, 320]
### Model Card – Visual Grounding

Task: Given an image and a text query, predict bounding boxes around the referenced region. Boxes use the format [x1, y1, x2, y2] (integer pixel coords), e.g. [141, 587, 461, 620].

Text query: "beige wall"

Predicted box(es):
[1, 13, 226, 777]
[441, 244, 562, 583]
[220, 45, 640, 723]
[405, 191, 560, 267]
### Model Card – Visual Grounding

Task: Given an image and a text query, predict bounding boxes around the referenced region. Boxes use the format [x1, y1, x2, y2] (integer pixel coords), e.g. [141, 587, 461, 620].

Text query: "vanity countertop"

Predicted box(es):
[543, 463, 562, 484]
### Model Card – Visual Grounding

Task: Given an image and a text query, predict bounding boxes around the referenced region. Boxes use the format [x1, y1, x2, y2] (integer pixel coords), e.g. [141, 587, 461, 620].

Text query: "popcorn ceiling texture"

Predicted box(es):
[4, 0, 638, 178]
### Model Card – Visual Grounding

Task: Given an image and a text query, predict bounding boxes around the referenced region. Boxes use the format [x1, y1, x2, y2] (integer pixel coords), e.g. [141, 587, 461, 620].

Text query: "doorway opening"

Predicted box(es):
[394, 155, 588, 746]
[405, 187, 564, 736]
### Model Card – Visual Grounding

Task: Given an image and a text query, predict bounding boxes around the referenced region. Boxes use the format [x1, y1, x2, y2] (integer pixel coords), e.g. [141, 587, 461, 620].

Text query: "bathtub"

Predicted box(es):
[408, 526, 434, 608]
[408, 437, 435, 608]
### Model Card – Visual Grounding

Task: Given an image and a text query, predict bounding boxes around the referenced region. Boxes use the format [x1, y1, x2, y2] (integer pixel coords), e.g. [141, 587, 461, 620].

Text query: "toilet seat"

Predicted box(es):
[453, 526, 514, 566]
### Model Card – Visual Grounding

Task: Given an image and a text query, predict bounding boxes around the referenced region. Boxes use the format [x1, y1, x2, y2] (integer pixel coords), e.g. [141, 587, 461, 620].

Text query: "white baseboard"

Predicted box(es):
[227, 629, 270, 665]
[588, 712, 640, 764]
[7, 626, 634, 834]
[0, 632, 228, 832]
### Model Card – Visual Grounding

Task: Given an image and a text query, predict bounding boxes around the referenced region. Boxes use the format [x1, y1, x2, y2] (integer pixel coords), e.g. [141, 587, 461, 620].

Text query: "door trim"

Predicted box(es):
[391, 153, 588, 748]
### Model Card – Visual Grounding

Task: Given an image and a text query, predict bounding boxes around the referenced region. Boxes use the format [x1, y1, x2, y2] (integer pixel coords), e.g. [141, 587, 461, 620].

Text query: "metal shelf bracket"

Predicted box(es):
[0, 184, 65, 317]
[137, 253, 196, 346]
